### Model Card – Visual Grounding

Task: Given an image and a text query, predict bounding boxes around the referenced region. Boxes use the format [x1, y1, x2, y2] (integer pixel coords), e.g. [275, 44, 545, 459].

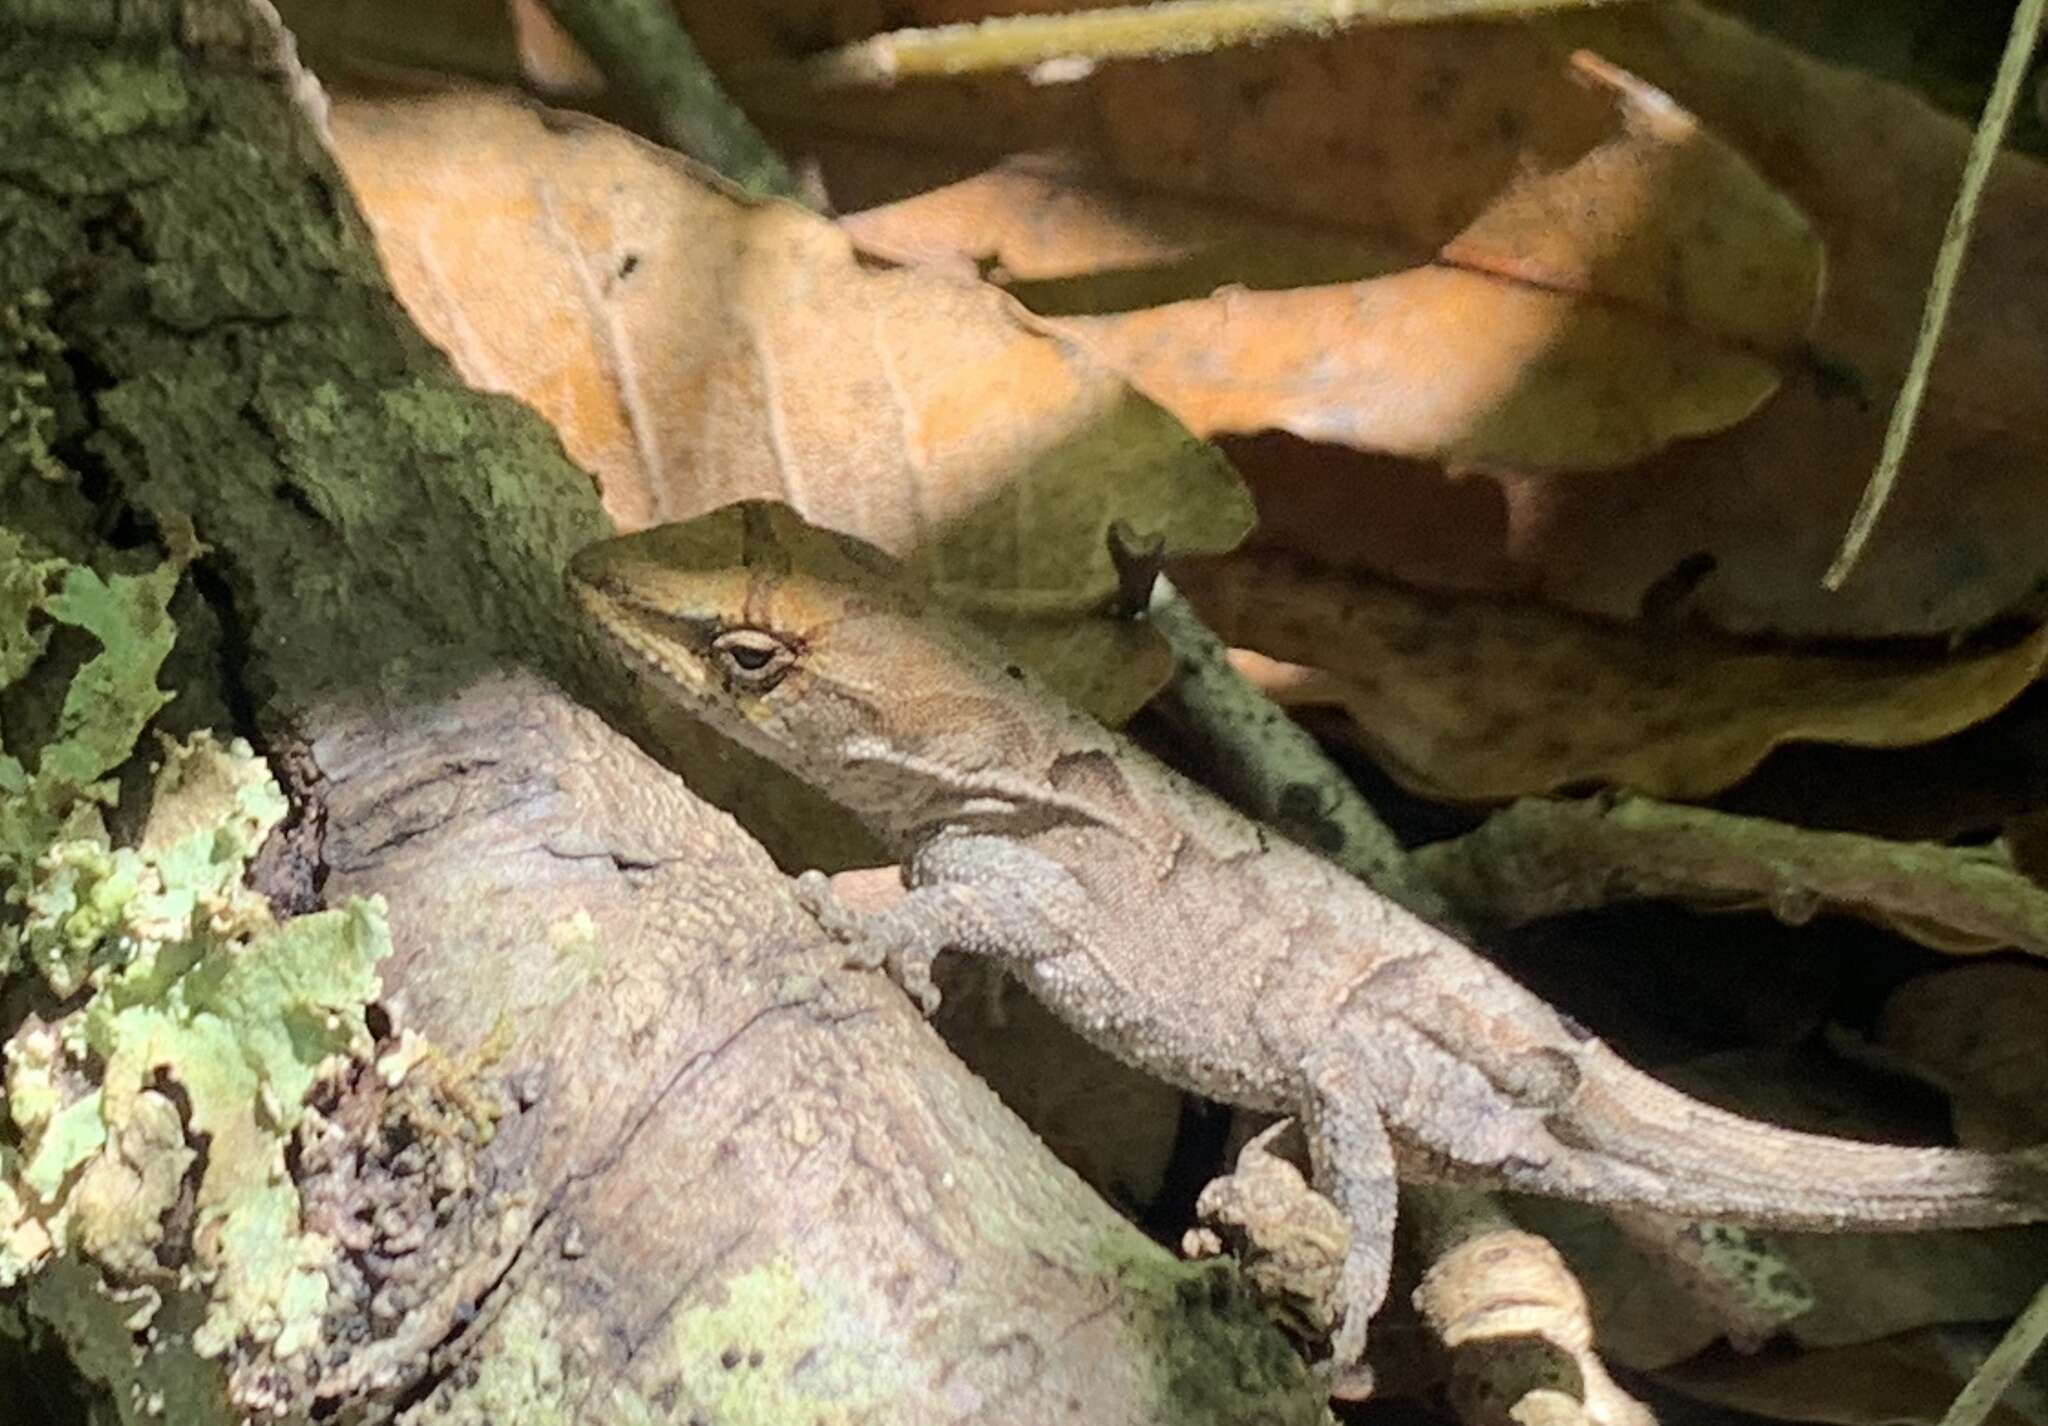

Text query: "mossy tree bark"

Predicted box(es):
[0, 3, 1326, 1423]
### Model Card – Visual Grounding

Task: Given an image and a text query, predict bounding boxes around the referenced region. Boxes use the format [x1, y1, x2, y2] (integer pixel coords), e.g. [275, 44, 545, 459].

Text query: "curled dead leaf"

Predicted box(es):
[1176, 549, 2048, 800]
[1879, 966, 2048, 1150]
[1416, 1226, 1656, 1426]
[1239, 4, 2048, 638]
[839, 50, 1815, 473]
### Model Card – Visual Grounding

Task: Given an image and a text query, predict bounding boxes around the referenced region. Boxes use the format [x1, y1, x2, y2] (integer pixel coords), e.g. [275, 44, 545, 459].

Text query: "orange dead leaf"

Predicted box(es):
[1177, 550, 2048, 801]
[730, 0, 2048, 638]
[1237, 3, 2048, 638]
[325, 87, 1249, 719]
[836, 49, 1814, 472]
[1057, 267, 1777, 471]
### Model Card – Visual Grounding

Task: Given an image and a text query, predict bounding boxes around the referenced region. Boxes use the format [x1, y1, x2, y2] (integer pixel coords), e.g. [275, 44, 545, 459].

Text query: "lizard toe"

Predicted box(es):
[887, 947, 944, 1015]
[1320, 1299, 1374, 1394]
[794, 869, 862, 941]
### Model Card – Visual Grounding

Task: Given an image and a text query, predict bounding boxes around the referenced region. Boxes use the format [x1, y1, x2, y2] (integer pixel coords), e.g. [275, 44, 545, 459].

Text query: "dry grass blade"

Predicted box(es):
[776, 0, 1648, 87]
[1939, 1275, 2048, 1426]
[1823, 0, 2047, 588]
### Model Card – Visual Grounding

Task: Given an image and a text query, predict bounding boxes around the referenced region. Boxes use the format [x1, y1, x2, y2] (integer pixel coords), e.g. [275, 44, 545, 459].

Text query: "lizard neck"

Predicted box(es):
[834, 731, 1139, 850]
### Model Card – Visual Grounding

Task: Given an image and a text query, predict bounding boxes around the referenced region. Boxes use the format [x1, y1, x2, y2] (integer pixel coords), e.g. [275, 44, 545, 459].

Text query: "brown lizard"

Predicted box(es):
[568, 500, 2048, 1378]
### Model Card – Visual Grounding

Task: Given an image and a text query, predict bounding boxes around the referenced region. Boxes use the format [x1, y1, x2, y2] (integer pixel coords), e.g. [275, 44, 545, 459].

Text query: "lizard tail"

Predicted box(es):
[1552, 1046, 2048, 1230]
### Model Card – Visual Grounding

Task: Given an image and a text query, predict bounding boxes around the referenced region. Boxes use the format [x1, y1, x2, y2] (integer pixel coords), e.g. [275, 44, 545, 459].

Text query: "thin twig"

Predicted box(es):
[764, 0, 1644, 89]
[1146, 574, 1452, 923]
[1414, 793, 2048, 955]
[540, 0, 802, 201]
[1823, 0, 2045, 588]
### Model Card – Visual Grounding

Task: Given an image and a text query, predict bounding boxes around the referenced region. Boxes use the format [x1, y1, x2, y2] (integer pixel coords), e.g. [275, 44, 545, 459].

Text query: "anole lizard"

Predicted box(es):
[568, 501, 2048, 1379]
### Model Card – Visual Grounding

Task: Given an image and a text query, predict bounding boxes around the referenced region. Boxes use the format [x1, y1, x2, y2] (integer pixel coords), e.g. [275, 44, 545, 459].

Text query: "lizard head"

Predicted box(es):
[567, 501, 1085, 838]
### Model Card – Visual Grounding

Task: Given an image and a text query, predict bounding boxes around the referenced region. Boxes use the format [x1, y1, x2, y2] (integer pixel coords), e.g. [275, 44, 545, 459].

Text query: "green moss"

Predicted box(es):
[40, 56, 191, 141]
[2, 290, 68, 488]
[0, 189, 72, 282]
[1097, 1235, 1330, 1426]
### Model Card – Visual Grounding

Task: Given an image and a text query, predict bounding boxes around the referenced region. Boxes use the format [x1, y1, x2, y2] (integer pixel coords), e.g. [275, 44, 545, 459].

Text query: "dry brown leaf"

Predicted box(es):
[706, 2, 1811, 351]
[718, 0, 2048, 638]
[1783, 1229, 2048, 1355]
[1519, 1042, 2048, 1375]
[1711, 704, 2048, 847]
[1175, 549, 2048, 800]
[1655, 1331, 2037, 1426]
[1523, 1193, 2048, 1378]
[1644, 1050, 2048, 1353]
[1879, 966, 2048, 1151]
[1235, 3, 2048, 638]
[274, 0, 530, 83]
[1057, 264, 1778, 472]
[325, 87, 1248, 720]
[1515, 3, 2048, 636]
[834, 49, 1811, 472]
[507, 0, 605, 94]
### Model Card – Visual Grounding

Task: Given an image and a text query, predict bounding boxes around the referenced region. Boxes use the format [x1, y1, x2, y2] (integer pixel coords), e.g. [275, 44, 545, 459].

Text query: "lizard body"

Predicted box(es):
[569, 501, 2048, 1374]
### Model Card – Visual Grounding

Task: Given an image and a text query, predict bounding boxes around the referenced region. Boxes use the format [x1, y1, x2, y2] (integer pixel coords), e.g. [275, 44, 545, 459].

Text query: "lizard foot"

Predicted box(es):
[1296, 1038, 1399, 1396]
[795, 870, 944, 1015]
[1322, 1297, 1377, 1399]
[794, 869, 865, 939]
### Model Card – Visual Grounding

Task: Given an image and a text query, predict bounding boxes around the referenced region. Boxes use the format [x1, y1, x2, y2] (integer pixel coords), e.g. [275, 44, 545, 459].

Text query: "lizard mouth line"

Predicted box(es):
[573, 584, 718, 702]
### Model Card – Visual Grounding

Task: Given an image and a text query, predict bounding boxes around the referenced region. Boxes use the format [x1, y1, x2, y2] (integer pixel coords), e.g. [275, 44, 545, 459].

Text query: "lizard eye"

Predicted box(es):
[709, 628, 796, 690]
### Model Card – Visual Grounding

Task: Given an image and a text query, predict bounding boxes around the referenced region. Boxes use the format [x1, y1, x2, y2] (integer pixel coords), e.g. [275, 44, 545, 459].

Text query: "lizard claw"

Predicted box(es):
[886, 950, 943, 1016]
[1322, 1311, 1375, 1399]
[794, 870, 944, 1015]
[794, 870, 862, 939]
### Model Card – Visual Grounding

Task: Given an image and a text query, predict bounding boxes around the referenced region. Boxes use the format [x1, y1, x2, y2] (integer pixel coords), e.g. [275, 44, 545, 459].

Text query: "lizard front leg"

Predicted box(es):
[797, 831, 1091, 1013]
[795, 869, 963, 1013]
[1298, 1037, 1400, 1388]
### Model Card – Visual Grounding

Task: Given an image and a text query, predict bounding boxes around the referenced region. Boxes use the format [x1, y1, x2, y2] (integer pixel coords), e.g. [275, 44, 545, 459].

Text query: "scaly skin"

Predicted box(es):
[568, 500, 2048, 1377]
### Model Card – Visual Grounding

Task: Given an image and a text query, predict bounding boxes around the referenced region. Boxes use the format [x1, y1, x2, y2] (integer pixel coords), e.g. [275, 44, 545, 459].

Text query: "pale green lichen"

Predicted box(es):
[428, 1293, 574, 1426]
[1, 528, 184, 979]
[21, 840, 151, 997]
[651, 1254, 893, 1424]
[4, 737, 391, 1352]
[1, 534, 394, 1420]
